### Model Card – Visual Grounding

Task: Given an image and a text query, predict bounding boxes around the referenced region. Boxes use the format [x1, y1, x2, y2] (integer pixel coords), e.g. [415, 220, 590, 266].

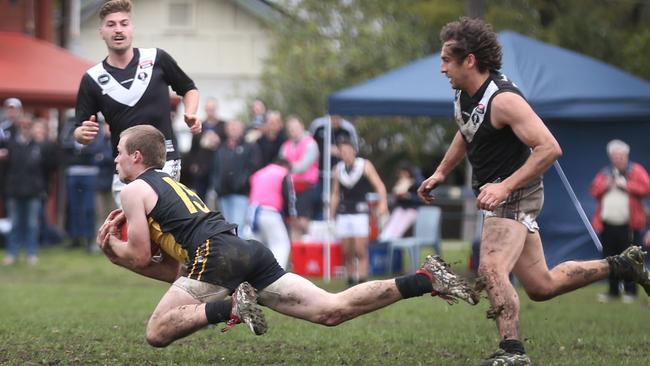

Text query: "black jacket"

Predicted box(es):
[5, 136, 56, 198]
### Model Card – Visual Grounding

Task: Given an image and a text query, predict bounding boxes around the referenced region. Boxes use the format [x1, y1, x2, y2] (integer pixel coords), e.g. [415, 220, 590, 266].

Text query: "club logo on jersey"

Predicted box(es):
[98, 74, 110, 85]
[139, 60, 153, 69]
[137, 72, 148, 81]
[476, 104, 485, 114]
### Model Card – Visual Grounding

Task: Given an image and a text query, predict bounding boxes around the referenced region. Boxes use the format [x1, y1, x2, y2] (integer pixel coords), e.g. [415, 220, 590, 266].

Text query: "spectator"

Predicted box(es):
[250, 98, 267, 128]
[32, 119, 63, 247]
[279, 115, 319, 240]
[590, 139, 650, 303]
[256, 110, 287, 168]
[378, 161, 423, 242]
[62, 117, 104, 251]
[243, 99, 267, 143]
[0, 98, 21, 142]
[248, 159, 296, 269]
[213, 119, 261, 235]
[95, 123, 116, 239]
[1, 116, 56, 265]
[309, 115, 359, 219]
[0, 98, 23, 218]
[188, 98, 226, 201]
[331, 139, 388, 286]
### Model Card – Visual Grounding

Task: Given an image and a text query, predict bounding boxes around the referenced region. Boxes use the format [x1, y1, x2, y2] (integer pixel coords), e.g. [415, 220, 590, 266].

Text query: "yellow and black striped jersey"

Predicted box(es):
[137, 169, 236, 262]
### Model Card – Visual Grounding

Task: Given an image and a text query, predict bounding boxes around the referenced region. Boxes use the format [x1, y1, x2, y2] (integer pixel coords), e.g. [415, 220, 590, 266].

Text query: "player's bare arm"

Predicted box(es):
[73, 115, 99, 144]
[183, 89, 201, 134]
[98, 184, 181, 283]
[418, 131, 467, 203]
[107, 180, 155, 268]
[363, 160, 388, 216]
[476, 92, 562, 210]
[329, 168, 340, 220]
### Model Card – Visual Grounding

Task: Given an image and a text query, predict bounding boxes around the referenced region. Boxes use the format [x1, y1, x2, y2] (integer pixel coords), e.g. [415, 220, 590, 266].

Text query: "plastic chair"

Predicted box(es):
[387, 206, 442, 273]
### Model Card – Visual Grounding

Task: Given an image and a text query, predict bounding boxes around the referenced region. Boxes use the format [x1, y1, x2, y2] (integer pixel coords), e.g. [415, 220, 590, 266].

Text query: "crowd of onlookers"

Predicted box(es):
[0, 97, 116, 265]
[3, 95, 647, 304]
[0, 96, 425, 276]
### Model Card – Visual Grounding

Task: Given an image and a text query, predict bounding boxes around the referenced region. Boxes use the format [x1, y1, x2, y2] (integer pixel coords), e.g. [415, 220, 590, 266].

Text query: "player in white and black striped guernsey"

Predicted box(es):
[73, 0, 201, 206]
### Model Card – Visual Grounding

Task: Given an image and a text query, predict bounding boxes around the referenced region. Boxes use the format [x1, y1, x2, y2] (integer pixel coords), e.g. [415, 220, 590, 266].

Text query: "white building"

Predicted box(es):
[78, 0, 279, 151]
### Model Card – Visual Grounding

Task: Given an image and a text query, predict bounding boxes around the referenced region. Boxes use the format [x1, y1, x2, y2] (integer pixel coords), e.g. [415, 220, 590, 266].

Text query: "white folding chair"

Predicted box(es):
[387, 206, 442, 273]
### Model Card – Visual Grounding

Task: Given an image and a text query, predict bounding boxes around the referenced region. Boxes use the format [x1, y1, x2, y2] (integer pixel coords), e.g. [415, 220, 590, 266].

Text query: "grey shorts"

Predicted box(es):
[484, 177, 544, 233]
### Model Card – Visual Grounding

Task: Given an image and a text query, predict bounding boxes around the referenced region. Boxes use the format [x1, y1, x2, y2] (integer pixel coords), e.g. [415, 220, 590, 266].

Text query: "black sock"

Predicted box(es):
[395, 273, 433, 299]
[205, 300, 232, 324]
[499, 339, 525, 354]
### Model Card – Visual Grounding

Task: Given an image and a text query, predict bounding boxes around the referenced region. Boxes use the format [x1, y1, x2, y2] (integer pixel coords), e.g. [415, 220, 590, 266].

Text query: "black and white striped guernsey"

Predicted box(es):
[454, 72, 531, 193]
[75, 48, 196, 160]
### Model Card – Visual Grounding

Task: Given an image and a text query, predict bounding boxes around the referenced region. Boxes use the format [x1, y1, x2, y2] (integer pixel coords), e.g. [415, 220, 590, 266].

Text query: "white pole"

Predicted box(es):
[322, 115, 332, 283]
[553, 161, 603, 252]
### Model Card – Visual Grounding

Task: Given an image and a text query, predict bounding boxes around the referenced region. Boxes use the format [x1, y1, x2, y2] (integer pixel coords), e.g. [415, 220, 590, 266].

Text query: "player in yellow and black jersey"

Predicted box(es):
[97, 124, 478, 348]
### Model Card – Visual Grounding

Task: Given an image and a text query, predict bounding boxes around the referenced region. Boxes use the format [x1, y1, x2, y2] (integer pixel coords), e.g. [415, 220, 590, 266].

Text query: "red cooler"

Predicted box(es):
[291, 241, 343, 277]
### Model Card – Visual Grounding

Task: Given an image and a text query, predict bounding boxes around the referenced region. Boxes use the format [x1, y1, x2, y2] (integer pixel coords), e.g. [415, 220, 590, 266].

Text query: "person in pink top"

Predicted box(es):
[280, 115, 319, 240]
[248, 159, 297, 269]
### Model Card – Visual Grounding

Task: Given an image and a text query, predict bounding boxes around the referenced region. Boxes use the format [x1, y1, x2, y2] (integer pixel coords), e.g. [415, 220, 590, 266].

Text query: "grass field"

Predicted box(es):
[1, 243, 649, 366]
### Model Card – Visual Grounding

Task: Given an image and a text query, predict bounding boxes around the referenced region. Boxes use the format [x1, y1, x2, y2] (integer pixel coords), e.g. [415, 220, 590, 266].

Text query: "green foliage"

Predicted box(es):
[1, 247, 650, 365]
[259, 0, 434, 121]
[258, 0, 650, 182]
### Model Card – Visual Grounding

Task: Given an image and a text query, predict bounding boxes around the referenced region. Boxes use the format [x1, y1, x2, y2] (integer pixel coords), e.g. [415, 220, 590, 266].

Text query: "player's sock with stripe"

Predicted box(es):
[395, 273, 434, 299]
[499, 339, 526, 354]
[205, 300, 232, 324]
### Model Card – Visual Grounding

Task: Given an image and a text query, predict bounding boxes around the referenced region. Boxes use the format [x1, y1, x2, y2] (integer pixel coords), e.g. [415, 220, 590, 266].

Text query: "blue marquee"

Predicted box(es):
[329, 31, 650, 266]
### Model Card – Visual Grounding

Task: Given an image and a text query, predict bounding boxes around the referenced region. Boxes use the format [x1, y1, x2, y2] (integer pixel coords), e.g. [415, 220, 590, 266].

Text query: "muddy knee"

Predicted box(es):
[477, 265, 502, 285]
[145, 328, 171, 348]
[314, 307, 351, 326]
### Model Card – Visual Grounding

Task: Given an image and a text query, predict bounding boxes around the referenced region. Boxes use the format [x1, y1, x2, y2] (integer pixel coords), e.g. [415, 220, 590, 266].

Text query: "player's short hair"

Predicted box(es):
[440, 17, 502, 73]
[337, 138, 356, 150]
[99, 0, 132, 21]
[607, 139, 630, 156]
[121, 125, 166, 169]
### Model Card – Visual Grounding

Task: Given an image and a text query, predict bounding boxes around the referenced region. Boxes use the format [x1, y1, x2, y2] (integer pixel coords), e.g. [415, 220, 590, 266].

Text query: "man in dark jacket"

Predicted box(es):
[213, 119, 260, 235]
[2, 116, 56, 265]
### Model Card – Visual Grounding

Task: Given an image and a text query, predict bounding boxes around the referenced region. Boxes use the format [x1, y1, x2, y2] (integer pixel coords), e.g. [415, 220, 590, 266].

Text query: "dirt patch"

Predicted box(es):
[486, 304, 505, 320]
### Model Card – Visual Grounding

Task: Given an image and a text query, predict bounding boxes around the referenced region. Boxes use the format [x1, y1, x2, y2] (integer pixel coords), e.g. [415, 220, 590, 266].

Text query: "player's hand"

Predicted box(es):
[418, 172, 444, 204]
[106, 208, 126, 227]
[76, 115, 99, 144]
[184, 113, 202, 134]
[643, 231, 650, 247]
[97, 209, 124, 247]
[477, 182, 511, 211]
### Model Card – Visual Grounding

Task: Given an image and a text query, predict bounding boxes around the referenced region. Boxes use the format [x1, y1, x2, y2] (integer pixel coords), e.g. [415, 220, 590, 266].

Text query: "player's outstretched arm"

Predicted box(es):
[418, 131, 466, 203]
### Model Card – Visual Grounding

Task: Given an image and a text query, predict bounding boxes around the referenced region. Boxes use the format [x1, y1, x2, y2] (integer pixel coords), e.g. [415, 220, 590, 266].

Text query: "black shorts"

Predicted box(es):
[186, 232, 286, 291]
[295, 188, 314, 218]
